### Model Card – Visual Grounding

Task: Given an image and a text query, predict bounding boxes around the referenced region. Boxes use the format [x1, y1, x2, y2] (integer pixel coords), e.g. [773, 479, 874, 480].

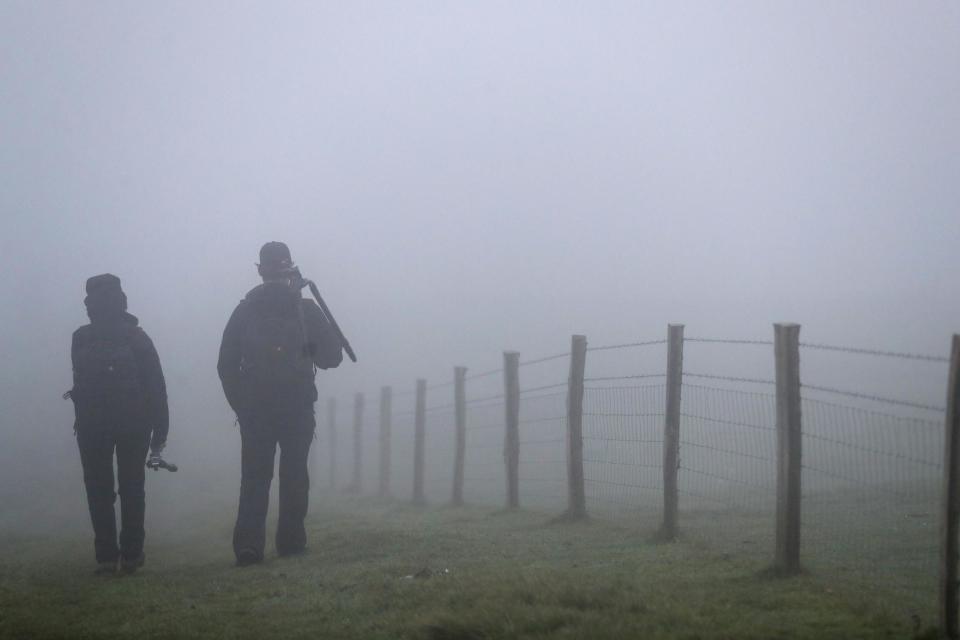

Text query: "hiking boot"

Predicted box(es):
[235, 548, 262, 567]
[94, 560, 117, 576]
[120, 552, 145, 575]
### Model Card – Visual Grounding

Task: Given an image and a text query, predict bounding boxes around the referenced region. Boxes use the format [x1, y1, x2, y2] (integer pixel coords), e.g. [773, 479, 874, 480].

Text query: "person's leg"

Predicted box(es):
[76, 426, 119, 565]
[115, 427, 151, 568]
[276, 408, 316, 555]
[233, 416, 278, 563]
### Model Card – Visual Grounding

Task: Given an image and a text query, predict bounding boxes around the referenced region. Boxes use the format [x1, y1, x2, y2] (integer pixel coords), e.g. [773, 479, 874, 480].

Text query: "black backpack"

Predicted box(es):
[72, 328, 143, 401]
[239, 303, 315, 388]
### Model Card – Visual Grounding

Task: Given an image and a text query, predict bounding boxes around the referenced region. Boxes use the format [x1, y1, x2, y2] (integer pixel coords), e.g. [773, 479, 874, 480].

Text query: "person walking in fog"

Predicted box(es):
[218, 242, 343, 566]
[68, 274, 169, 575]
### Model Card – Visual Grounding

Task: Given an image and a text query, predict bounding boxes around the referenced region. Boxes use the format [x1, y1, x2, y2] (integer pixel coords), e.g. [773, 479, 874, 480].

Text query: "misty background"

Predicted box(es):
[1, 2, 957, 536]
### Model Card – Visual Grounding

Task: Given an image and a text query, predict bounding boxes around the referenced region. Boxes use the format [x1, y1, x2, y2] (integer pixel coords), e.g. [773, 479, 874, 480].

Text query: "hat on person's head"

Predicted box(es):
[258, 241, 294, 272]
[85, 273, 123, 296]
[84, 273, 128, 321]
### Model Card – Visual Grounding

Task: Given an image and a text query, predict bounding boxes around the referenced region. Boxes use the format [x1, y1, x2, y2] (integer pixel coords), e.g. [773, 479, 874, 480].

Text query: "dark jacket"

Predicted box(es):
[217, 282, 343, 414]
[71, 312, 169, 448]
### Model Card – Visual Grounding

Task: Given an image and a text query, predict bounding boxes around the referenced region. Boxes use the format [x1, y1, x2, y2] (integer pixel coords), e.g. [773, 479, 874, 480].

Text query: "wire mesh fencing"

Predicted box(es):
[797, 341, 949, 619]
[462, 396, 507, 507]
[387, 389, 417, 501]
[517, 387, 567, 511]
[799, 396, 943, 616]
[581, 384, 664, 521]
[319, 326, 956, 627]
[675, 382, 778, 560]
[423, 406, 456, 504]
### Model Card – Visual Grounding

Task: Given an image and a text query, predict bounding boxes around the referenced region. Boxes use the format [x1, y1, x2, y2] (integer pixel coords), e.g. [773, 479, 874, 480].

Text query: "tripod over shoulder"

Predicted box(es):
[289, 268, 357, 363]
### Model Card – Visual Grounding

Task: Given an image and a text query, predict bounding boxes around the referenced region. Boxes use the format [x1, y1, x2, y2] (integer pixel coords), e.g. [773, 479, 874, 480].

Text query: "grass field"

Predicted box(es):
[0, 498, 939, 639]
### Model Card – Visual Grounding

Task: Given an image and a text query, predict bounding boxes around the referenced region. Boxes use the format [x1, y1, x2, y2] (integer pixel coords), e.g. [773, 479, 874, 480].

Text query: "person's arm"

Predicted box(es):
[132, 328, 169, 449]
[302, 299, 343, 370]
[68, 328, 83, 425]
[70, 329, 81, 390]
[217, 302, 247, 413]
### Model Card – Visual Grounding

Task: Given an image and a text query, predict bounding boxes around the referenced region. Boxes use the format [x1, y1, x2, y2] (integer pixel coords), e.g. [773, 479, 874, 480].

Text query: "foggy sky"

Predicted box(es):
[1, 2, 958, 523]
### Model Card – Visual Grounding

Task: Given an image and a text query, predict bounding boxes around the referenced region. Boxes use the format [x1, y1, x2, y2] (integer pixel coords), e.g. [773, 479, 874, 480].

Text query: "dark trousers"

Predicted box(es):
[233, 407, 315, 559]
[76, 422, 151, 563]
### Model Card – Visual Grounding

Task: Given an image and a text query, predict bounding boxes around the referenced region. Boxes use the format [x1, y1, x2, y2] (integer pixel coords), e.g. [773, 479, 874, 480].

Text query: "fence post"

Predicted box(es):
[504, 352, 521, 509]
[327, 397, 337, 491]
[941, 335, 960, 638]
[660, 324, 684, 540]
[350, 392, 364, 494]
[452, 367, 467, 506]
[564, 335, 588, 520]
[413, 378, 427, 504]
[773, 323, 802, 575]
[378, 386, 392, 498]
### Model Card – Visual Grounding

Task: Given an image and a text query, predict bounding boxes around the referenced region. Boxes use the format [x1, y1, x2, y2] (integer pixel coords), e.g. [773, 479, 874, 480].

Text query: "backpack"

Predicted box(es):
[72, 328, 143, 401]
[239, 303, 315, 389]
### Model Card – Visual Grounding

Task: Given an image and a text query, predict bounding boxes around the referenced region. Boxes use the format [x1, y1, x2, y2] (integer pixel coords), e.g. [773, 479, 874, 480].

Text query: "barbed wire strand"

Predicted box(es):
[801, 396, 942, 428]
[517, 390, 569, 402]
[683, 372, 776, 385]
[518, 415, 566, 426]
[519, 352, 570, 367]
[518, 382, 568, 394]
[465, 368, 503, 381]
[685, 337, 774, 346]
[802, 383, 946, 413]
[799, 342, 949, 363]
[803, 431, 940, 470]
[584, 411, 664, 418]
[586, 339, 668, 352]
[464, 393, 506, 406]
[584, 383, 666, 392]
[680, 440, 771, 462]
[680, 468, 769, 491]
[680, 412, 775, 433]
[682, 383, 777, 399]
[584, 374, 666, 382]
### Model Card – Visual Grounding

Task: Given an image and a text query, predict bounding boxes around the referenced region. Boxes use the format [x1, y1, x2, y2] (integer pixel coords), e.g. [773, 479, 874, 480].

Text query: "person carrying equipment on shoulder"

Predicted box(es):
[218, 242, 344, 566]
[68, 274, 169, 575]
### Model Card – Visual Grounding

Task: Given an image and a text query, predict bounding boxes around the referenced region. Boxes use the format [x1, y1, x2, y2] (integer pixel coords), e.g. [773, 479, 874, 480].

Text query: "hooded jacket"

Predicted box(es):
[217, 282, 343, 415]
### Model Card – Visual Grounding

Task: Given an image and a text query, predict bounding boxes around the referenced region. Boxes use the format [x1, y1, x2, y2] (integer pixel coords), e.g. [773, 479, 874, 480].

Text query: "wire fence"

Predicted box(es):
[582, 384, 664, 516]
[316, 327, 956, 628]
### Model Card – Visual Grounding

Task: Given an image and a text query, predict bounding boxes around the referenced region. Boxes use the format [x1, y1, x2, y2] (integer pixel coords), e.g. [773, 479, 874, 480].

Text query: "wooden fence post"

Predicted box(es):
[413, 379, 427, 504]
[661, 324, 684, 540]
[350, 392, 364, 494]
[941, 335, 960, 638]
[504, 352, 521, 509]
[452, 367, 467, 506]
[773, 323, 802, 575]
[327, 397, 337, 491]
[378, 386, 392, 498]
[565, 335, 588, 520]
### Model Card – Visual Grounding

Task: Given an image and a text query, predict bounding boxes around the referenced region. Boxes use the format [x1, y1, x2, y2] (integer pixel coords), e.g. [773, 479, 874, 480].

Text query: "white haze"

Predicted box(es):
[0, 2, 957, 533]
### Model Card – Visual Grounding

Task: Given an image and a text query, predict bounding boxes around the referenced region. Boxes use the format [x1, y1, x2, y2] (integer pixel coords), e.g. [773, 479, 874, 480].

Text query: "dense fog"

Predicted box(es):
[1, 3, 957, 539]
